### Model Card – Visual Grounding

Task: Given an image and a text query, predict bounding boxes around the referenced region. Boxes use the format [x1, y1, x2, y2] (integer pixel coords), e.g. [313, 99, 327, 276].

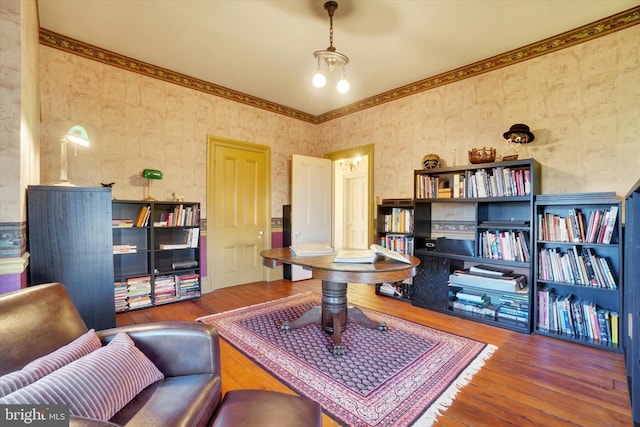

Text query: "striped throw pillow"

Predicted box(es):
[0, 329, 101, 397]
[0, 332, 164, 421]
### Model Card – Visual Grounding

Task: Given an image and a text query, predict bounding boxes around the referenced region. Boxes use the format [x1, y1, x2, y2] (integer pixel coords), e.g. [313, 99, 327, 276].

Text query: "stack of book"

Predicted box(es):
[496, 293, 529, 325]
[178, 273, 200, 299]
[450, 287, 496, 319]
[114, 281, 128, 312]
[448, 265, 528, 293]
[113, 244, 137, 254]
[112, 219, 133, 228]
[154, 275, 178, 304]
[127, 276, 152, 309]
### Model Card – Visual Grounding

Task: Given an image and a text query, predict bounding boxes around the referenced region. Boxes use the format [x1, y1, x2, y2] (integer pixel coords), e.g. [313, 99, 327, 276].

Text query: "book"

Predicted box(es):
[469, 264, 513, 277]
[600, 205, 618, 244]
[333, 244, 411, 264]
[290, 242, 334, 256]
[449, 270, 527, 293]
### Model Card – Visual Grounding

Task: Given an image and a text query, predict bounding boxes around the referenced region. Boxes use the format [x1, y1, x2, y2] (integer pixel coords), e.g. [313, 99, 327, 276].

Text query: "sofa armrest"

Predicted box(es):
[97, 321, 220, 378]
[70, 416, 120, 427]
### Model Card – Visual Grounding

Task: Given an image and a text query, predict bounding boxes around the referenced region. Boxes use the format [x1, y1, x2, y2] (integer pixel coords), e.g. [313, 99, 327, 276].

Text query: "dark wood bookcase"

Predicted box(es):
[27, 185, 115, 330]
[112, 200, 201, 312]
[411, 158, 540, 333]
[623, 179, 640, 425]
[533, 193, 623, 352]
[374, 200, 414, 301]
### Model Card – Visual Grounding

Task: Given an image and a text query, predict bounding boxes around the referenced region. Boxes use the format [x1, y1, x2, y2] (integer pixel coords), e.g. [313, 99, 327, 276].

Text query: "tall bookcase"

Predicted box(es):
[112, 200, 201, 312]
[374, 199, 414, 301]
[28, 185, 115, 330]
[411, 158, 540, 333]
[624, 179, 640, 425]
[533, 193, 623, 352]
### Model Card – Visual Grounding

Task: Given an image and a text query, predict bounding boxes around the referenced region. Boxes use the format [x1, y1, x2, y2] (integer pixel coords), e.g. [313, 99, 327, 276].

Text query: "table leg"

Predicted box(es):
[348, 306, 387, 331]
[280, 306, 321, 330]
[281, 280, 386, 356]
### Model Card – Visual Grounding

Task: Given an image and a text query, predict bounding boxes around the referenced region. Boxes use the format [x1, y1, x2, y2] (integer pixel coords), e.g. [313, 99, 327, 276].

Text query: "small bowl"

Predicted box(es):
[468, 147, 496, 164]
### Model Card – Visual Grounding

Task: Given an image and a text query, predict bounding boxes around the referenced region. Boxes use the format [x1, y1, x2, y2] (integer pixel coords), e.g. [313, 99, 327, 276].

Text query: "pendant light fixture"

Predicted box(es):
[312, 1, 350, 94]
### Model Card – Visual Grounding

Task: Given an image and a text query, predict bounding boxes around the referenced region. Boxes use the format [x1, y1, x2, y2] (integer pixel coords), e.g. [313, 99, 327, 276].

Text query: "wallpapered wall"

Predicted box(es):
[39, 25, 639, 219]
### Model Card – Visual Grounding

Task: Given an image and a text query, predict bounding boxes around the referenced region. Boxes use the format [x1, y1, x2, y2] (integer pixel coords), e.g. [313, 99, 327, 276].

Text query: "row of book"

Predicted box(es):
[378, 235, 414, 255]
[449, 287, 529, 325]
[380, 208, 413, 233]
[536, 287, 618, 345]
[156, 205, 200, 227]
[113, 273, 200, 312]
[537, 206, 618, 244]
[466, 167, 532, 198]
[537, 246, 617, 289]
[158, 228, 200, 250]
[134, 205, 152, 227]
[415, 175, 454, 199]
[415, 166, 532, 200]
[478, 230, 530, 262]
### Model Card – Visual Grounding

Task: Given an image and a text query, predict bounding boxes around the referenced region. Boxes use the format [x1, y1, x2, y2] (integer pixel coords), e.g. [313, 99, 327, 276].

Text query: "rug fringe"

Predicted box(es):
[412, 343, 498, 427]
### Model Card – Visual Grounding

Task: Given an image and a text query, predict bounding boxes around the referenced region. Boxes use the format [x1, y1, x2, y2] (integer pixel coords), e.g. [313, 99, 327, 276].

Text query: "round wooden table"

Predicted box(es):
[260, 247, 420, 355]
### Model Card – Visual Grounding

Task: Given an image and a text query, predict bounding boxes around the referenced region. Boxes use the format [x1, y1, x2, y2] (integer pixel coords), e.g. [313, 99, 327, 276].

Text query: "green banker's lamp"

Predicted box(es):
[142, 169, 162, 201]
[57, 125, 90, 185]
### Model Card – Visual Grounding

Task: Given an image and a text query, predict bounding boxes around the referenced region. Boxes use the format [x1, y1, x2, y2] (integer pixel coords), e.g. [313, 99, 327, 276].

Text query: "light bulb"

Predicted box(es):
[312, 72, 326, 88]
[337, 78, 350, 94]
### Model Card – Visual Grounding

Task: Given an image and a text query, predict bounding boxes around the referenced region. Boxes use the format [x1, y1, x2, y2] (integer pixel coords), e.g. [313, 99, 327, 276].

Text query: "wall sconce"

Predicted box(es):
[340, 156, 362, 173]
[58, 125, 90, 185]
[142, 169, 162, 201]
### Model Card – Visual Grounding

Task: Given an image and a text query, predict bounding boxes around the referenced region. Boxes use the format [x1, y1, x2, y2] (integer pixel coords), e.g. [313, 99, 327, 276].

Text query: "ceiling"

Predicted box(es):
[38, 0, 639, 117]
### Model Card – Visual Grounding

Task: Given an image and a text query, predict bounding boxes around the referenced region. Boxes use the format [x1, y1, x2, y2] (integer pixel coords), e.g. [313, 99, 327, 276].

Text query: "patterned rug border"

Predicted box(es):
[197, 292, 497, 426]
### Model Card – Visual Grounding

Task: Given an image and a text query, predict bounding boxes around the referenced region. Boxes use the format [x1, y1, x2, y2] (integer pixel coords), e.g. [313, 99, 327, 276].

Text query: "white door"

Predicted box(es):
[344, 174, 369, 249]
[290, 154, 332, 280]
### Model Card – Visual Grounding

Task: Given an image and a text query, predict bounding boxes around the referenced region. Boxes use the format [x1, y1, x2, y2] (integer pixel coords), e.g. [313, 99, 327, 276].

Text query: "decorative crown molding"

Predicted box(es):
[39, 6, 639, 125]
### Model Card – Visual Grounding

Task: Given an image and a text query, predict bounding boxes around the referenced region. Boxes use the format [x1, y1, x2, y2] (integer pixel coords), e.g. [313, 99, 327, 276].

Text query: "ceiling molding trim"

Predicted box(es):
[39, 28, 320, 124]
[39, 6, 638, 125]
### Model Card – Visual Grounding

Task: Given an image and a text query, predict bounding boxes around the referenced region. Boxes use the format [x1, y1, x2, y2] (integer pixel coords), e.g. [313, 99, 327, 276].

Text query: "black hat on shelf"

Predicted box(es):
[503, 123, 535, 143]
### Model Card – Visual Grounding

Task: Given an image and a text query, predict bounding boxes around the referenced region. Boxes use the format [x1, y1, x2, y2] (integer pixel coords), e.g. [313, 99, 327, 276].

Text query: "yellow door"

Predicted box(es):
[208, 137, 270, 289]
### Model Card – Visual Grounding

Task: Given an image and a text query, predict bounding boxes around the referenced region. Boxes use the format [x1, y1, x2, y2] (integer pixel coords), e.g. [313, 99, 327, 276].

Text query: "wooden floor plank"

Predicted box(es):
[116, 279, 632, 426]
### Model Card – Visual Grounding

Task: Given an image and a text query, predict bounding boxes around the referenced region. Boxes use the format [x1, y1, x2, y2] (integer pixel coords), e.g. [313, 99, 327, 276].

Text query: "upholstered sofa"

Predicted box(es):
[0, 283, 322, 427]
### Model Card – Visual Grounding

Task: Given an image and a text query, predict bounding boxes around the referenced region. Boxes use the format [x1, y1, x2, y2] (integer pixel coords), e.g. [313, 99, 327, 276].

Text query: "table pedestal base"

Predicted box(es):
[281, 280, 387, 356]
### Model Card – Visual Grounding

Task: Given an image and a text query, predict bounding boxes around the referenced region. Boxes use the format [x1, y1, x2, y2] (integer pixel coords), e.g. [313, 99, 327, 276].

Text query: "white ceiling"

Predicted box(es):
[38, 0, 639, 117]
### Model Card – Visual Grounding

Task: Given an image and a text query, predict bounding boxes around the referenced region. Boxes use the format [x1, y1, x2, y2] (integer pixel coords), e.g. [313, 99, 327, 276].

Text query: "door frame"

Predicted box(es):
[206, 136, 272, 291]
[324, 144, 375, 247]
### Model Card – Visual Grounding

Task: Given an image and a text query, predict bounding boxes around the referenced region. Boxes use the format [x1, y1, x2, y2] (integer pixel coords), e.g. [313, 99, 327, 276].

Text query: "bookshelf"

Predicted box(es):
[375, 200, 414, 301]
[533, 193, 623, 352]
[28, 186, 116, 330]
[411, 158, 540, 333]
[112, 200, 201, 312]
[624, 179, 639, 425]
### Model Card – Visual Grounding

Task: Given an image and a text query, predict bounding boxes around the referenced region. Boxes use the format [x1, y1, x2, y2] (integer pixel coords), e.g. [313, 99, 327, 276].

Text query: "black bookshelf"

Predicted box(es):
[411, 158, 540, 333]
[624, 179, 640, 425]
[533, 192, 623, 352]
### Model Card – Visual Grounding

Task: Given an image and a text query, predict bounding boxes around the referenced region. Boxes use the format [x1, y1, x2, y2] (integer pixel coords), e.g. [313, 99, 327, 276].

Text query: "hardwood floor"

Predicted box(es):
[117, 280, 632, 426]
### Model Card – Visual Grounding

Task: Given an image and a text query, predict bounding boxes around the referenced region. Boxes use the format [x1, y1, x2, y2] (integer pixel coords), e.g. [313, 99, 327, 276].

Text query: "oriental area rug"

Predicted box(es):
[197, 292, 497, 427]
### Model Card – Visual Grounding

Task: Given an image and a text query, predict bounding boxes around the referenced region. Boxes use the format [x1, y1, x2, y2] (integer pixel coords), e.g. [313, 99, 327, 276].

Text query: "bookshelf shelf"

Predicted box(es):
[375, 200, 415, 302]
[112, 200, 201, 313]
[533, 193, 623, 352]
[411, 158, 540, 333]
